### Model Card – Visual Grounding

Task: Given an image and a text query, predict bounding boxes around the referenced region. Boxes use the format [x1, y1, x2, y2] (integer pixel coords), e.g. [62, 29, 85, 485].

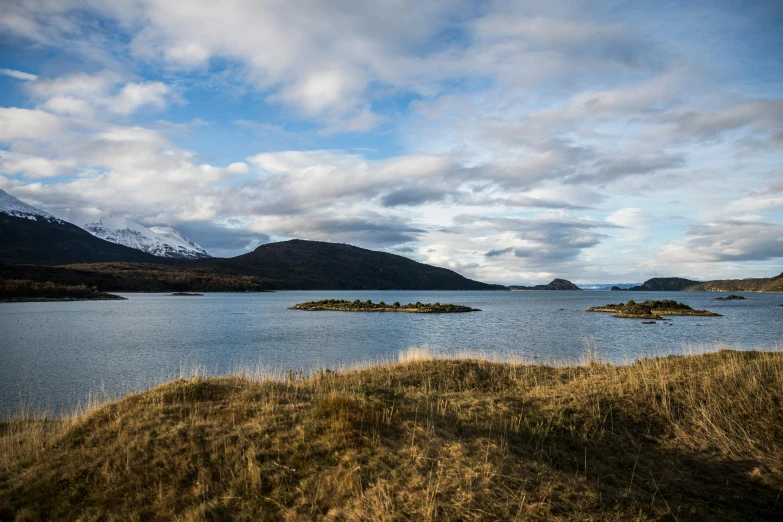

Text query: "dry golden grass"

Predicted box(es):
[1, 347, 782, 521]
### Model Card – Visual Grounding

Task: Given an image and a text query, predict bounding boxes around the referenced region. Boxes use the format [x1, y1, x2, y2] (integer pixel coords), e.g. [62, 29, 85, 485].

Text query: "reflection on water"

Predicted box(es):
[1, 290, 781, 414]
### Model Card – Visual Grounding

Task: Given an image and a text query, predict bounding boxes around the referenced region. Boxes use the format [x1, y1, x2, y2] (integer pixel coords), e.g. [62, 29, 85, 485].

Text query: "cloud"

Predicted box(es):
[659, 220, 783, 263]
[248, 212, 424, 249]
[175, 221, 270, 258]
[0, 107, 65, 140]
[0, 152, 76, 178]
[485, 246, 513, 257]
[381, 184, 448, 207]
[452, 212, 617, 267]
[27, 71, 175, 117]
[110, 82, 172, 115]
[0, 68, 37, 81]
[605, 208, 649, 242]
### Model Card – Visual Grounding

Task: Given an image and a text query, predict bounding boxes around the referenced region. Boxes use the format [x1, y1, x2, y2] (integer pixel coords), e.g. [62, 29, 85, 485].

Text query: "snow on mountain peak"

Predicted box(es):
[0, 189, 64, 223]
[84, 214, 210, 259]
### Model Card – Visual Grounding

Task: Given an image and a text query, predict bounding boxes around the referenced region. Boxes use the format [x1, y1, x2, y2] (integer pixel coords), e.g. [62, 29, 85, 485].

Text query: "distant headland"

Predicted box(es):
[509, 279, 581, 290]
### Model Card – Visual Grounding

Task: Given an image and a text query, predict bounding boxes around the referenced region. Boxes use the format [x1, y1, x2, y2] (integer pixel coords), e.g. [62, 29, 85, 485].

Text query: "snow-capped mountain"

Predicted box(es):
[0, 189, 64, 224]
[83, 214, 211, 259]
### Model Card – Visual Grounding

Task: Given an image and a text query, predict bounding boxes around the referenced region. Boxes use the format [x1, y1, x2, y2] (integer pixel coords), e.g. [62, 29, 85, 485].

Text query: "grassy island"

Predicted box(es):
[291, 299, 480, 313]
[1, 349, 782, 520]
[587, 299, 721, 320]
[716, 295, 745, 300]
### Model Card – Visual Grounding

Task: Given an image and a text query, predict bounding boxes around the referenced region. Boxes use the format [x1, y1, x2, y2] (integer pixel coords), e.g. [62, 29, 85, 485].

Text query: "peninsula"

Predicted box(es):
[587, 299, 721, 320]
[291, 299, 480, 313]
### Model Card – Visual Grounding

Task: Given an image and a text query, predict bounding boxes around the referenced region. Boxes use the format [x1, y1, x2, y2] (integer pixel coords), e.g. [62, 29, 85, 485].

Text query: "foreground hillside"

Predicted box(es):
[2, 349, 781, 520]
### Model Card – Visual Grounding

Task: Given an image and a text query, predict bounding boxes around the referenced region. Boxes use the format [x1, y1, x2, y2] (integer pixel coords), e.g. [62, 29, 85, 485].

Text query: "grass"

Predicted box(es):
[1, 347, 782, 520]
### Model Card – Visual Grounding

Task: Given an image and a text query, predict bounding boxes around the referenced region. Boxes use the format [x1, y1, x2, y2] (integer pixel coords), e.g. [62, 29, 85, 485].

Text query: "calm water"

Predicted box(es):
[1, 290, 782, 414]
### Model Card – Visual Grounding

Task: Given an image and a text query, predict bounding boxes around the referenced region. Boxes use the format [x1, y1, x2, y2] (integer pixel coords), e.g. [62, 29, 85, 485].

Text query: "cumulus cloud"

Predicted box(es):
[0, 108, 65, 140]
[0, 152, 76, 178]
[26, 71, 175, 117]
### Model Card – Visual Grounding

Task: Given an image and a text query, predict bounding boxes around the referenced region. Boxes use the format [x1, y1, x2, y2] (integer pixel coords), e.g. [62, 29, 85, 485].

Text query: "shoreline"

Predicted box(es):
[0, 295, 126, 303]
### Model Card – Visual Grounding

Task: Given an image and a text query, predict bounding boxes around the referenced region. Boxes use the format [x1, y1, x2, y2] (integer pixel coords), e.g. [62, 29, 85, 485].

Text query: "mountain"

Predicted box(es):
[686, 273, 783, 293]
[508, 279, 581, 290]
[0, 189, 174, 265]
[190, 239, 509, 290]
[0, 188, 64, 223]
[84, 215, 210, 259]
[619, 277, 701, 291]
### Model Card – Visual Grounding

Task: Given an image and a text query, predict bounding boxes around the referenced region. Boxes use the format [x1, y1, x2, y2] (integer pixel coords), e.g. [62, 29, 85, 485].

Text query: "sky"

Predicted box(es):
[0, 0, 781, 285]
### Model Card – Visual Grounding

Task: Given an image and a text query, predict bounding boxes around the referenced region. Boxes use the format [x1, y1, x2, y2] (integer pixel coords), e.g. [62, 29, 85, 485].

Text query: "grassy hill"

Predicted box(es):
[2, 349, 781, 520]
[686, 273, 783, 293]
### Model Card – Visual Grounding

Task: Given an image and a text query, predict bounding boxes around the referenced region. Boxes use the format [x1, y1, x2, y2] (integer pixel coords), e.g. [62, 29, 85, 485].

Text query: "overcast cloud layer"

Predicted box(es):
[0, 0, 781, 283]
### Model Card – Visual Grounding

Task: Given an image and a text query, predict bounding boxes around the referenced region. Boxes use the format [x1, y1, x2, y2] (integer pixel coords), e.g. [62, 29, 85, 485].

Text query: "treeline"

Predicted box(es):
[0, 263, 276, 293]
[0, 279, 121, 300]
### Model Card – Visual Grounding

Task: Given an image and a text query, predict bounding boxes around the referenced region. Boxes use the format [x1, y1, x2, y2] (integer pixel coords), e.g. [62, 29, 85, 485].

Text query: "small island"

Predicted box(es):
[587, 299, 721, 320]
[167, 292, 204, 296]
[715, 295, 745, 300]
[291, 299, 480, 313]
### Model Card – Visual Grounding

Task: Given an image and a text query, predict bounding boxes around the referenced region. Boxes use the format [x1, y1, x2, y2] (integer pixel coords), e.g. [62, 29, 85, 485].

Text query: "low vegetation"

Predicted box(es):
[716, 295, 746, 301]
[0, 263, 275, 293]
[1, 348, 782, 520]
[292, 299, 480, 313]
[0, 278, 124, 302]
[587, 299, 721, 320]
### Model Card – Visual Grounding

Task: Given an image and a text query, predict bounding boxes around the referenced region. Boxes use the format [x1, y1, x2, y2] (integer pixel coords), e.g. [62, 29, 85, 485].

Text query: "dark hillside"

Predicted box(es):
[686, 273, 783, 292]
[191, 239, 507, 290]
[624, 277, 701, 291]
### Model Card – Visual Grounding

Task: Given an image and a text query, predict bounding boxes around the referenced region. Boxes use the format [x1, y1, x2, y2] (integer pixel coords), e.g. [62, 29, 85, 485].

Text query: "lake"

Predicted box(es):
[1, 290, 781, 415]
